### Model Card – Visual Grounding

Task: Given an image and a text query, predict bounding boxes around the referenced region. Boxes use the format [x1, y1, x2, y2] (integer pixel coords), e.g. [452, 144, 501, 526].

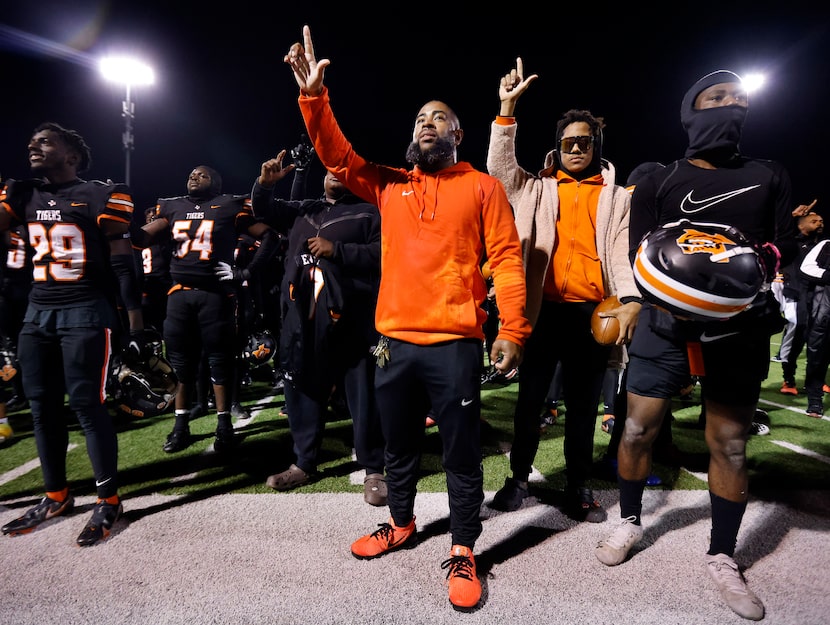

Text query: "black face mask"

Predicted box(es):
[680, 70, 747, 164]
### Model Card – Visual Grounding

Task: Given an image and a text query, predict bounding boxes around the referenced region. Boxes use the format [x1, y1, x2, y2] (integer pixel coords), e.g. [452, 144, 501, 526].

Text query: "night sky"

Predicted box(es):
[1, 2, 828, 216]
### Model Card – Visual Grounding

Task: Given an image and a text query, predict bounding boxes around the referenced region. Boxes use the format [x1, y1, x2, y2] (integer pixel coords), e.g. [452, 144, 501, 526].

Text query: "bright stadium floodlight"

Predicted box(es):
[99, 56, 155, 186]
[742, 72, 766, 94]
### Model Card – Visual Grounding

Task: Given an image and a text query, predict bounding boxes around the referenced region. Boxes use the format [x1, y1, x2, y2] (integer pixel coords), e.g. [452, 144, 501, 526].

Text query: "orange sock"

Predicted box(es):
[46, 487, 69, 502]
[99, 495, 120, 505]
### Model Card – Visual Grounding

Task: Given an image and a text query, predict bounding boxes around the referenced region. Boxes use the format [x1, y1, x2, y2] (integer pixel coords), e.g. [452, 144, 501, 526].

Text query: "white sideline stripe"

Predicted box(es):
[350, 449, 362, 485]
[0, 443, 79, 487]
[348, 448, 549, 486]
[772, 440, 830, 464]
[229, 393, 284, 431]
[759, 397, 830, 421]
[185, 394, 283, 470]
[683, 468, 709, 483]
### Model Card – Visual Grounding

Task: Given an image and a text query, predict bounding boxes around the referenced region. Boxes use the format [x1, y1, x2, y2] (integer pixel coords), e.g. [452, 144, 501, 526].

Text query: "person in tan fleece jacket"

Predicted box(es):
[486, 57, 642, 521]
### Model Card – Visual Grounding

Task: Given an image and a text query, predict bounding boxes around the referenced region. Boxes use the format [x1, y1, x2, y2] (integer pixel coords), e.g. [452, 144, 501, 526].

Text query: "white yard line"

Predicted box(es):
[0, 443, 79, 487]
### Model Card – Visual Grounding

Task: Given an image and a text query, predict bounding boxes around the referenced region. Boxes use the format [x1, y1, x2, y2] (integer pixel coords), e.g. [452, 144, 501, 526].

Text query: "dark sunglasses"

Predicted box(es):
[560, 135, 594, 153]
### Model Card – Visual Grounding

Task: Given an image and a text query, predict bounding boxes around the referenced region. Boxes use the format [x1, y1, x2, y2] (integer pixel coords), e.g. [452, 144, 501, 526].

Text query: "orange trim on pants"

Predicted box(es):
[686, 341, 705, 377]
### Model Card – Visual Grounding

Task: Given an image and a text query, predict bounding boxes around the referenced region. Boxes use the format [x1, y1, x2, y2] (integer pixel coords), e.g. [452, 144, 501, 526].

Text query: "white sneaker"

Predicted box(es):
[595, 516, 642, 566]
[706, 553, 765, 621]
[749, 422, 770, 436]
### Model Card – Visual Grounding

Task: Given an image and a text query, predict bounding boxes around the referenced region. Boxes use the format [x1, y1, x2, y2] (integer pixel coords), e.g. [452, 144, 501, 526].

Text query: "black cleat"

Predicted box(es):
[490, 477, 529, 512]
[213, 427, 236, 453]
[189, 403, 206, 420]
[76, 499, 123, 546]
[566, 487, 607, 523]
[230, 402, 251, 420]
[2, 495, 75, 535]
[163, 428, 191, 453]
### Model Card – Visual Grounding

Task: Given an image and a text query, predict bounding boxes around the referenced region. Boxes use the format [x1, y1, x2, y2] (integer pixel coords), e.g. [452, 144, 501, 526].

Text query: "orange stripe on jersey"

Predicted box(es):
[108, 192, 134, 216]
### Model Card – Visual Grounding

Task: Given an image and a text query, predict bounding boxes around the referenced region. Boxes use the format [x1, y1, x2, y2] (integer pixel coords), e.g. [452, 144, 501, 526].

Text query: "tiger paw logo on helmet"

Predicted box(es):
[0, 343, 19, 385]
[243, 330, 276, 368]
[253, 342, 272, 361]
[634, 219, 764, 321]
[0, 363, 17, 382]
[675, 227, 741, 261]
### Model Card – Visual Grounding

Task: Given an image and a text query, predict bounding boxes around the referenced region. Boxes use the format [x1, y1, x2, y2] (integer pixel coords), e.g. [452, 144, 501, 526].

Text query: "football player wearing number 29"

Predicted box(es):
[597, 70, 798, 622]
[0, 122, 146, 547]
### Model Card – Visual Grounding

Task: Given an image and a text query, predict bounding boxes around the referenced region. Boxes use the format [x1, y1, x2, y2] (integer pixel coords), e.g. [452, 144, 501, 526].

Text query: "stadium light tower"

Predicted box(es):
[99, 56, 154, 186]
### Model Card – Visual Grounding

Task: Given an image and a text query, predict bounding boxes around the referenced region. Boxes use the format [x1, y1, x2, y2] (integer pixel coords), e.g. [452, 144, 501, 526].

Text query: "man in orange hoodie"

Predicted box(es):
[285, 25, 531, 612]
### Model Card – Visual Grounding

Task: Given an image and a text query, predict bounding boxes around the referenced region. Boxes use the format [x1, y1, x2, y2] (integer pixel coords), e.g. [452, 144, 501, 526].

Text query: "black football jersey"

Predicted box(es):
[0, 178, 134, 307]
[155, 193, 255, 289]
[140, 242, 173, 281]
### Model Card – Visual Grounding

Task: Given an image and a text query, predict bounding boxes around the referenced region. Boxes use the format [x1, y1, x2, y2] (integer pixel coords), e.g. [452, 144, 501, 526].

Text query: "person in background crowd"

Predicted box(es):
[134, 165, 279, 455]
[136, 206, 173, 335]
[0, 212, 32, 441]
[773, 205, 821, 395]
[797, 216, 830, 418]
[252, 157, 386, 507]
[285, 25, 531, 610]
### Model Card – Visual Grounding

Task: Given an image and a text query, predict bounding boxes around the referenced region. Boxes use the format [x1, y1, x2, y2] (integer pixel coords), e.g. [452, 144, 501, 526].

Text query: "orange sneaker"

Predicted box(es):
[780, 381, 798, 395]
[351, 517, 417, 559]
[442, 545, 481, 610]
[823, 384, 830, 394]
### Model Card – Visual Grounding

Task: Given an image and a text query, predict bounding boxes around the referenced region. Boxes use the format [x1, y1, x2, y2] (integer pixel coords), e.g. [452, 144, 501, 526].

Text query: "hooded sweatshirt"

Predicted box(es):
[298, 87, 531, 347]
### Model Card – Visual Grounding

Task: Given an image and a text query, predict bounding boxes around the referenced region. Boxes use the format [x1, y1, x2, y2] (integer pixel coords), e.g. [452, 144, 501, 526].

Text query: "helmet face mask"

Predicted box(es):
[634, 219, 765, 321]
[243, 330, 276, 369]
[110, 351, 178, 418]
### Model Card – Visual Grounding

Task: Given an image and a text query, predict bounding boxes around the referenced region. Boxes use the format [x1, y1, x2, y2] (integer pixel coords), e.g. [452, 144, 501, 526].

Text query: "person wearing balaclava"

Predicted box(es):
[597, 69, 798, 621]
[486, 58, 641, 525]
[133, 165, 281, 457]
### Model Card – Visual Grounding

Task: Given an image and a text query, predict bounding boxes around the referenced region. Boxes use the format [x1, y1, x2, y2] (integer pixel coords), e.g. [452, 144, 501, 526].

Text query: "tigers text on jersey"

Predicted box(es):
[0, 178, 134, 307]
[154, 193, 255, 290]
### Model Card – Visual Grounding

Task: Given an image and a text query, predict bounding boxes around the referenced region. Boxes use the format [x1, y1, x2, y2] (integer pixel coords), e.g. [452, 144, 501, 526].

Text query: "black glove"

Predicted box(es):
[290, 134, 315, 171]
[757, 242, 781, 283]
[125, 329, 160, 362]
[214, 261, 250, 283]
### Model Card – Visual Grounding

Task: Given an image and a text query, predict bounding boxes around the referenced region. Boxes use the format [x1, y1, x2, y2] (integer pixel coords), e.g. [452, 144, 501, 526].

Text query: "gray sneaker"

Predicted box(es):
[749, 422, 770, 436]
[595, 516, 643, 566]
[706, 553, 764, 621]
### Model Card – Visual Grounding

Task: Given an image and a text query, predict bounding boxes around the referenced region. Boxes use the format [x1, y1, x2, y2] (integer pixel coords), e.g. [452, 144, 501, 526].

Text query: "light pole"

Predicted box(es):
[99, 56, 154, 187]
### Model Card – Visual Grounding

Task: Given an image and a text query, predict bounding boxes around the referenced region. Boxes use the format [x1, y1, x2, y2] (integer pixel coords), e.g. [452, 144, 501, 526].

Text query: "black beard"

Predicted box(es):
[405, 136, 455, 172]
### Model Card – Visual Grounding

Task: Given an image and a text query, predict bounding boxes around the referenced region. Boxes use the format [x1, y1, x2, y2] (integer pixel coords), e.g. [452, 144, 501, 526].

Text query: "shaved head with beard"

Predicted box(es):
[405, 135, 457, 172]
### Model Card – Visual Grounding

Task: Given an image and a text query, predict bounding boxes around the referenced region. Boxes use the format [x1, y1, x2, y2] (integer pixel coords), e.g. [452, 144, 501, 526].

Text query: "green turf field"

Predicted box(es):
[1, 329, 828, 504]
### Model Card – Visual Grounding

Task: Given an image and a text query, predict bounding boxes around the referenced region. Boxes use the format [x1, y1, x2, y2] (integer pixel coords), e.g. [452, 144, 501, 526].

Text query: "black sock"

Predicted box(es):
[217, 411, 232, 430]
[174, 409, 189, 430]
[707, 492, 746, 557]
[618, 476, 647, 525]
